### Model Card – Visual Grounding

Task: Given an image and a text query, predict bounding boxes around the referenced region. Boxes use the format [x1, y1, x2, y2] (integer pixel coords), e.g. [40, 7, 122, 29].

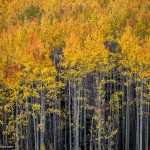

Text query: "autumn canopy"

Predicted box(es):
[0, 0, 150, 150]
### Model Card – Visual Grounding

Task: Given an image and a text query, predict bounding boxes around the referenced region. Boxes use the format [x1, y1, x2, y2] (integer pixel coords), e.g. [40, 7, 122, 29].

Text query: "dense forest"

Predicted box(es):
[0, 0, 150, 150]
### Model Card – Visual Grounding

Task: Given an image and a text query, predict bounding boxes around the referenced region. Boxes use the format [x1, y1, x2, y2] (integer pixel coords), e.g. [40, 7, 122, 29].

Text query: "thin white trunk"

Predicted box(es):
[69, 80, 72, 150]
[125, 77, 130, 150]
[139, 80, 143, 150]
[15, 99, 19, 150]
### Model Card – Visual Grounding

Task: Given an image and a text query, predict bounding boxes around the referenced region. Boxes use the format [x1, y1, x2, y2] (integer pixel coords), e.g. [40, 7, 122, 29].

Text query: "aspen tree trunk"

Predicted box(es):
[58, 106, 61, 150]
[36, 111, 39, 150]
[145, 79, 149, 150]
[84, 76, 87, 150]
[97, 73, 102, 150]
[58, 78, 61, 150]
[79, 87, 83, 149]
[90, 118, 94, 150]
[74, 81, 80, 150]
[53, 104, 56, 150]
[20, 104, 23, 149]
[145, 98, 149, 150]
[32, 96, 38, 150]
[125, 77, 130, 150]
[83, 101, 87, 150]
[33, 113, 37, 150]
[40, 82, 45, 150]
[65, 94, 67, 150]
[139, 80, 143, 150]
[49, 113, 52, 149]
[25, 97, 29, 150]
[69, 79, 72, 150]
[5, 113, 7, 146]
[121, 75, 125, 150]
[136, 80, 140, 150]
[73, 82, 76, 150]
[2, 109, 4, 146]
[4, 111, 8, 146]
[114, 69, 119, 148]
[108, 71, 113, 150]
[15, 99, 19, 150]
[65, 123, 67, 150]
[102, 72, 106, 150]
[53, 50, 57, 150]
[108, 109, 112, 150]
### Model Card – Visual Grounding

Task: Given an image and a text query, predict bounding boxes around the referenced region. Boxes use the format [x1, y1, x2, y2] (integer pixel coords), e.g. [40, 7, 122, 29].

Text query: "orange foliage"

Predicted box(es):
[5, 64, 20, 79]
